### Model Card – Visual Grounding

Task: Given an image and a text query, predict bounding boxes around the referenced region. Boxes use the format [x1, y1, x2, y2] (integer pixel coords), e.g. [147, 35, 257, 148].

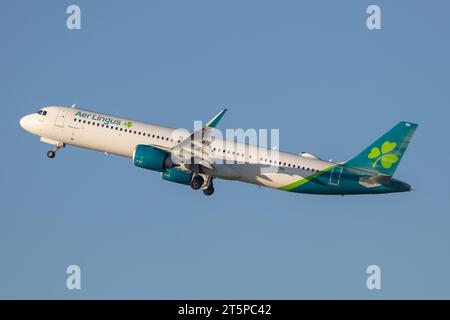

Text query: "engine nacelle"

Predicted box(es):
[133, 145, 172, 172]
[162, 168, 193, 185]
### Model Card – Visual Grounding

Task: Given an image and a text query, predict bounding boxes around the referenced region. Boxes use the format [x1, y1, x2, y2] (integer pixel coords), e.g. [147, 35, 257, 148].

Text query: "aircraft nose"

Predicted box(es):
[20, 115, 27, 129]
[20, 115, 32, 131]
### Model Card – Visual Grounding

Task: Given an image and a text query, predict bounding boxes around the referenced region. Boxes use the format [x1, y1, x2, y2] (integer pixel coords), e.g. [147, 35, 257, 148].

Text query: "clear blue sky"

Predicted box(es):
[1, 0, 449, 299]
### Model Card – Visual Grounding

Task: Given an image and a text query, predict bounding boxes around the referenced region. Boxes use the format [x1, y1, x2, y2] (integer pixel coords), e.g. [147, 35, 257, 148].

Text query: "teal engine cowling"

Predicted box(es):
[162, 168, 193, 185]
[133, 145, 173, 172]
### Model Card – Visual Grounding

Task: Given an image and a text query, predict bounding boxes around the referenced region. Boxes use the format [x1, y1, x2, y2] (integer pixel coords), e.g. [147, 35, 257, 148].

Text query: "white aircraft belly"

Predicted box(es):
[64, 125, 135, 157]
[235, 165, 306, 189]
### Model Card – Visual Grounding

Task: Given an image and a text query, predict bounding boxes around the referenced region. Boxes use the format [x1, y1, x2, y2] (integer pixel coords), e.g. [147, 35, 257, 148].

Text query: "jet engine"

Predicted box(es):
[162, 168, 193, 185]
[133, 145, 173, 172]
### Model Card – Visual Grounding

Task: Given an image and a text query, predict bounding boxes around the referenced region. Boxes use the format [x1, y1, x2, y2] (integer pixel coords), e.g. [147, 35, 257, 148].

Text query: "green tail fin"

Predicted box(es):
[345, 121, 418, 176]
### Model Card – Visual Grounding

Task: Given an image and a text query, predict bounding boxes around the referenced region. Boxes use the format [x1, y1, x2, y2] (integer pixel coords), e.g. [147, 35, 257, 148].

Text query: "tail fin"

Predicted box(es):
[345, 121, 418, 176]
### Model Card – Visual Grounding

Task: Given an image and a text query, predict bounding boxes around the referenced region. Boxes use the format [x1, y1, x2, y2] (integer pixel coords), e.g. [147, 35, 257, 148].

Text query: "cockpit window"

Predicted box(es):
[37, 110, 47, 116]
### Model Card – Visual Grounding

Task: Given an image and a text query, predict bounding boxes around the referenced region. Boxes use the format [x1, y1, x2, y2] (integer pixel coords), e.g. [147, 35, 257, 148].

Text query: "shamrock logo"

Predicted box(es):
[368, 141, 399, 169]
[124, 121, 133, 128]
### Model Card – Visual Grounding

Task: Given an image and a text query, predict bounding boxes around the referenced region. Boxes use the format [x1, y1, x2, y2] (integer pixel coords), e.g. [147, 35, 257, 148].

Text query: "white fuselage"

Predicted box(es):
[20, 106, 337, 190]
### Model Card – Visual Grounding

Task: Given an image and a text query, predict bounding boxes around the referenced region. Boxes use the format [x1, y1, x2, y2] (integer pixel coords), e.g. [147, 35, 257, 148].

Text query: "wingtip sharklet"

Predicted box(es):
[206, 108, 228, 128]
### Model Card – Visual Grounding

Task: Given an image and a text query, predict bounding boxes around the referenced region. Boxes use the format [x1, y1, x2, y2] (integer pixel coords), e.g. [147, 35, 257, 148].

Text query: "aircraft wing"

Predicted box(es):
[169, 108, 227, 170]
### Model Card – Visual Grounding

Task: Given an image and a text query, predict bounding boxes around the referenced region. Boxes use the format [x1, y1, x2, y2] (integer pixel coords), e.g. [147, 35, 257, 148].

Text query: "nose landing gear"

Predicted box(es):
[47, 150, 56, 159]
[47, 143, 65, 159]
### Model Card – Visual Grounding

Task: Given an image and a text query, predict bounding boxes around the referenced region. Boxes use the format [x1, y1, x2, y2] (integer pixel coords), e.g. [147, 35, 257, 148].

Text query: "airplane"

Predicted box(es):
[20, 106, 418, 196]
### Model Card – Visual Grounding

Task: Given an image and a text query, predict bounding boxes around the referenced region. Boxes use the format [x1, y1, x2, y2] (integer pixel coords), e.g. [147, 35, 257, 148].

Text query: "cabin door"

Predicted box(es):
[329, 166, 343, 185]
[55, 109, 68, 127]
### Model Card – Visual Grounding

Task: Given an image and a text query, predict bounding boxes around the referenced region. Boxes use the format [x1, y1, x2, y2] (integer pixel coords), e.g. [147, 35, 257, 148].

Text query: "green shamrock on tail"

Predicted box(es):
[368, 141, 399, 169]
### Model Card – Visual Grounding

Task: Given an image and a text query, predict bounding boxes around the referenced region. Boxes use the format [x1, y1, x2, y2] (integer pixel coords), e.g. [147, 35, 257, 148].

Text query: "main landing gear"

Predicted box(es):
[190, 174, 214, 196]
[47, 144, 65, 159]
[202, 183, 214, 196]
[190, 175, 204, 190]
